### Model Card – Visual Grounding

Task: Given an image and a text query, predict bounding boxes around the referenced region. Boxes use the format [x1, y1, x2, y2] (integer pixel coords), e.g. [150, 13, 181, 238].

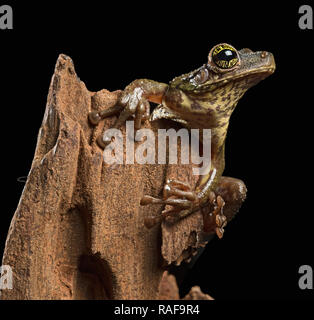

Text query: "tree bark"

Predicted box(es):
[0, 54, 211, 300]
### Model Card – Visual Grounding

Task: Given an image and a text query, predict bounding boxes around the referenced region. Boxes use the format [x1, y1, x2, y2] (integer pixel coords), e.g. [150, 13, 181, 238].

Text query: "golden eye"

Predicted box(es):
[210, 44, 239, 70]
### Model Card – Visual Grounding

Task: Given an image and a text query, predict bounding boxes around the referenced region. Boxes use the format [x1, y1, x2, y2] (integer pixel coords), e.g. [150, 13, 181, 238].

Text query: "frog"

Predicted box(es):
[89, 43, 275, 238]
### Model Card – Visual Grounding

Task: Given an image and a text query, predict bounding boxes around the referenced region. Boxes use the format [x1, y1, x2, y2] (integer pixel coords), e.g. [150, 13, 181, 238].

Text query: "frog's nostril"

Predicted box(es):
[260, 51, 268, 59]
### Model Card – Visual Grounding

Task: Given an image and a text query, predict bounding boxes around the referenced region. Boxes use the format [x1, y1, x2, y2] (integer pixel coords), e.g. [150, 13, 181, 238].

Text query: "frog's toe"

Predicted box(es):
[163, 179, 197, 201]
[140, 195, 192, 209]
[89, 111, 102, 125]
[134, 99, 150, 130]
[144, 215, 162, 229]
[96, 134, 108, 149]
[203, 194, 227, 238]
[88, 105, 124, 126]
[140, 179, 199, 228]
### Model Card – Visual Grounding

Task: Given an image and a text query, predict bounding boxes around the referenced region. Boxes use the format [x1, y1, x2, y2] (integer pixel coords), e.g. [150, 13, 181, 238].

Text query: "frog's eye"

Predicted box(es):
[209, 43, 239, 71]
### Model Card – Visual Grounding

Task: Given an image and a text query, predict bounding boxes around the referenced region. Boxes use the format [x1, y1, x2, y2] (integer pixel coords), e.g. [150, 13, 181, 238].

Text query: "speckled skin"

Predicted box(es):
[89, 43, 275, 237]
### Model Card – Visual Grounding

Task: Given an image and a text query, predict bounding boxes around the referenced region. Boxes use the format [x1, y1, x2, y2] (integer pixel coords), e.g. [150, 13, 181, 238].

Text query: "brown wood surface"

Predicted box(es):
[0, 55, 211, 300]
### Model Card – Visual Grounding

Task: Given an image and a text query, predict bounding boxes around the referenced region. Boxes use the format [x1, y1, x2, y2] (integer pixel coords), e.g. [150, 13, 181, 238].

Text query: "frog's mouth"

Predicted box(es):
[191, 63, 275, 96]
[225, 66, 275, 88]
[195, 66, 275, 93]
[229, 66, 275, 79]
[232, 65, 275, 82]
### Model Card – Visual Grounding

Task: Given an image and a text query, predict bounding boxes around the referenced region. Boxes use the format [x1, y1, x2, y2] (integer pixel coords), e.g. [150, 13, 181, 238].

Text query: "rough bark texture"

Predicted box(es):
[0, 54, 210, 300]
[157, 271, 213, 300]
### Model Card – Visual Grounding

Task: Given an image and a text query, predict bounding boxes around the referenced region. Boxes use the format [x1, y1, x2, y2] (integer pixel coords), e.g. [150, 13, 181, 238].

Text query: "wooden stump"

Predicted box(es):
[0, 54, 212, 300]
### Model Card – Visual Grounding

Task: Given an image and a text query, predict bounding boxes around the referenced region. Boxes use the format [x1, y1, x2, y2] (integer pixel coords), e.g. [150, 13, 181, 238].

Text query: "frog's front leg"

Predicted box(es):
[89, 79, 168, 148]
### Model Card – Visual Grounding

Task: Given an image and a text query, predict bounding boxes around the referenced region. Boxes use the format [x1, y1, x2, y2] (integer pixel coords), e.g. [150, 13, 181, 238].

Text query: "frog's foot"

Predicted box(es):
[88, 88, 150, 148]
[214, 176, 247, 222]
[203, 192, 227, 239]
[140, 179, 198, 229]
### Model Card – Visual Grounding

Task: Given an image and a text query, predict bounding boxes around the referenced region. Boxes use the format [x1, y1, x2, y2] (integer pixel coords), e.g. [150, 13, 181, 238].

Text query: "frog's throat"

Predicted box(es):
[150, 104, 228, 147]
[150, 104, 188, 126]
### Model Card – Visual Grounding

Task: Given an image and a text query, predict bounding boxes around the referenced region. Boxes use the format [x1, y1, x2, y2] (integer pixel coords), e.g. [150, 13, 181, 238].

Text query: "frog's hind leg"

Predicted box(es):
[202, 176, 247, 236]
[214, 176, 247, 222]
[141, 179, 198, 228]
[142, 176, 247, 239]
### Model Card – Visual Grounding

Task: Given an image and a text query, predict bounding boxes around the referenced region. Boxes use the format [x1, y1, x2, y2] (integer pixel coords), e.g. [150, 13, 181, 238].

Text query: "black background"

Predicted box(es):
[0, 1, 313, 301]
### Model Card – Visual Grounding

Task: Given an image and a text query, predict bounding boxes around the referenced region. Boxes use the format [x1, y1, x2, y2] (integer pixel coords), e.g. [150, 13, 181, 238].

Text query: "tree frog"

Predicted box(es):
[89, 43, 275, 238]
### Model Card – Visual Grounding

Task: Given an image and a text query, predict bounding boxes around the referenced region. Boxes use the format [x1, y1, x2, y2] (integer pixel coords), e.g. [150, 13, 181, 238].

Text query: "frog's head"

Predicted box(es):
[164, 43, 275, 128]
[171, 43, 276, 95]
